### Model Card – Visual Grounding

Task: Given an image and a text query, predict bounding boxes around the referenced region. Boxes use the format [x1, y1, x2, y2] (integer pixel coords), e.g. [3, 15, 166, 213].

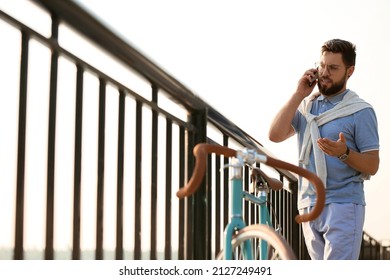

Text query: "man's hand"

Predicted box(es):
[317, 132, 379, 175]
[295, 68, 318, 99]
[317, 132, 347, 157]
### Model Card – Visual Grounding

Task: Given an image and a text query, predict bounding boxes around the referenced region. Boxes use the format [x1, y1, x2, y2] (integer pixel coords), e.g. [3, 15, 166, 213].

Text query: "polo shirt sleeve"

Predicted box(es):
[292, 110, 302, 133]
[354, 107, 380, 152]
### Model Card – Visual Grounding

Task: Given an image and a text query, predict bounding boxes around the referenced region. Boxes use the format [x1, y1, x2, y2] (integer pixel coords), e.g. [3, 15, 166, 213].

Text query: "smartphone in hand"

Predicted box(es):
[309, 70, 318, 87]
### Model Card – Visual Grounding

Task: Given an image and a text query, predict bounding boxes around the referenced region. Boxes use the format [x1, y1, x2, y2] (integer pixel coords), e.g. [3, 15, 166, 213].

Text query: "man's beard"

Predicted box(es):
[318, 72, 347, 96]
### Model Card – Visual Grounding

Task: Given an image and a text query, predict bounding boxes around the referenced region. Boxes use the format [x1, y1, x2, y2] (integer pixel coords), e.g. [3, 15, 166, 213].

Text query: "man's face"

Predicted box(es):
[317, 52, 353, 96]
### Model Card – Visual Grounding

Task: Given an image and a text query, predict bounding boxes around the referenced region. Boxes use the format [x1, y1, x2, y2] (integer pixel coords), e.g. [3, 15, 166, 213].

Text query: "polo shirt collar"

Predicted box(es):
[318, 89, 350, 105]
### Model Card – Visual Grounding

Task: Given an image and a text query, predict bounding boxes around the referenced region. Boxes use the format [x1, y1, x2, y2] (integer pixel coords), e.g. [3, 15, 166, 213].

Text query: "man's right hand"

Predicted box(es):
[295, 68, 318, 99]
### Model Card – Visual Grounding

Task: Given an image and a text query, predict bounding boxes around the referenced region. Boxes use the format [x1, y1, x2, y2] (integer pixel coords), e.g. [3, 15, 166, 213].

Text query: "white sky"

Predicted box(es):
[73, 0, 390, 242]
[0, 0, 389, 257]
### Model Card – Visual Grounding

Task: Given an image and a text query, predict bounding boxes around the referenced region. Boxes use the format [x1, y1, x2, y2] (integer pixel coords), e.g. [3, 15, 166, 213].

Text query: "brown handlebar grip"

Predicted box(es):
[265, 156, 325, 223]
[176, 143, 236, 199]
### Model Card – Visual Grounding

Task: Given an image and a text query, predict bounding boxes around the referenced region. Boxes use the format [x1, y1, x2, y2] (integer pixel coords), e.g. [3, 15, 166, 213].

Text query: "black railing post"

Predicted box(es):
[150, 84, 159, 260]
[14, 31, 29, 260]
[178, 127, 186, 260]
[134, 100, 143, 260]
[72, 64, 84, 260]
[45, 13, 59, 260]
[188, 109, 207, 259]
[116, 89, 126, 260]
[96, 78, 106, 260]
[288, 181, 304, 259]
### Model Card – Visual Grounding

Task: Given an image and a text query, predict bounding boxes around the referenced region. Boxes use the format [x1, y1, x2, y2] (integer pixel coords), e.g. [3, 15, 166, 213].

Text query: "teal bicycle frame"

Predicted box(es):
[223, 156, 273, 260]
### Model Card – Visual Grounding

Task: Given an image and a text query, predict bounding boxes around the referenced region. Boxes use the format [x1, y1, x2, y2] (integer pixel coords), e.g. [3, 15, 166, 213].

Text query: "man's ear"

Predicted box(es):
[347, 65, 355, 78]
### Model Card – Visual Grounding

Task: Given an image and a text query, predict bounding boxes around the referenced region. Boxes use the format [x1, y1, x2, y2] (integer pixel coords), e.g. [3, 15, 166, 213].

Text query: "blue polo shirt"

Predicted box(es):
[292, 89, 380, 209]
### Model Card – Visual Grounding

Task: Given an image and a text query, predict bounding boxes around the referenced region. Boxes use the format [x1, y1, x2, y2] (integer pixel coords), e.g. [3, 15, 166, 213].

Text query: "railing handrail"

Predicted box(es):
[31, 0, 297, 183]
[31, 0, 205, 111]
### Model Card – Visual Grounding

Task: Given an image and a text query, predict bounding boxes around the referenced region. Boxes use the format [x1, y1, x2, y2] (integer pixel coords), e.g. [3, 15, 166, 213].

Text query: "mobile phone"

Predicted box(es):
[309, 71, 318, 87]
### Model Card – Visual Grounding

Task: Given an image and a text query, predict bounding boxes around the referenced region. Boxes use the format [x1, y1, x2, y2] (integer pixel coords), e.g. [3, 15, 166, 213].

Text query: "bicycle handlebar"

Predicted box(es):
[176, 143, 325, 223]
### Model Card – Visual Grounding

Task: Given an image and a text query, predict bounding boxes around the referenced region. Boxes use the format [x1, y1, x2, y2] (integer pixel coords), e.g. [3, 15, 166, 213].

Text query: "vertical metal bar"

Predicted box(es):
[287, 189, 293, 245]
[222, 136, 229, 231]
[178, 126, 185, 259]
[269, 189, 275, 229]
[134, 100, 143, 260]
[280, 189, 284, 237]
[253, 163, 260, 228]
[206, 153, 212, 259]
[281, 188, 287, 241]
[14, 31, 29, 260]
[214, 154, 221, 257]
[189, 109, 207, 260]
[254, 163, 261, 257]
[291, 180, 305, 259]
[164, 119, 173, 260]
[282, 190, 287, 241]
[72, 64, 84, 260]
[45, 14, 59, 260]
[150, 85, 158, 260]
[185, 128, 195, 259]
[116, 89, 125, 260]
[96, 78, 106, 260]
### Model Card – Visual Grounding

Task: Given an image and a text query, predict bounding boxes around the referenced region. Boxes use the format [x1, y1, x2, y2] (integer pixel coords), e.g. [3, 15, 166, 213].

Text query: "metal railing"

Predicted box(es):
[360, 233, 390, 260]
[0, 0, 387, 260]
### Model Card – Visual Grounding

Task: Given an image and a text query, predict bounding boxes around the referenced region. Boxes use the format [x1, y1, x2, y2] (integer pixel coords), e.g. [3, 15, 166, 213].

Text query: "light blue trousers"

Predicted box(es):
[299, 203, 365, 260]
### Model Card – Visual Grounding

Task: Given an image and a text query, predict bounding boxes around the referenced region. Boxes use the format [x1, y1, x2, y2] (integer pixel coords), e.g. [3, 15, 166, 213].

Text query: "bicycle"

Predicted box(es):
[176, 143, 325, 260]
